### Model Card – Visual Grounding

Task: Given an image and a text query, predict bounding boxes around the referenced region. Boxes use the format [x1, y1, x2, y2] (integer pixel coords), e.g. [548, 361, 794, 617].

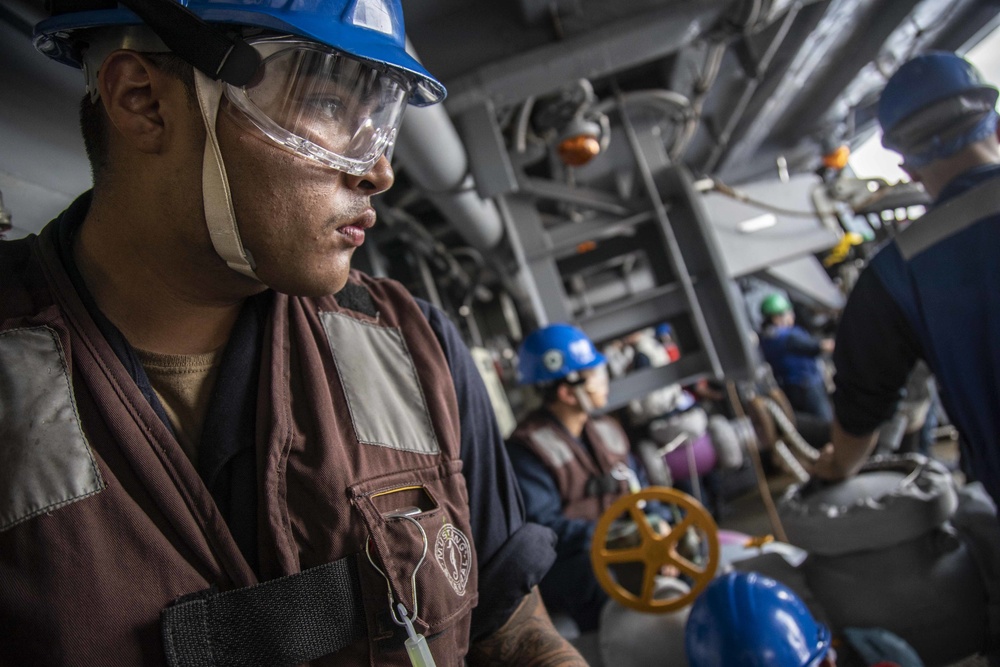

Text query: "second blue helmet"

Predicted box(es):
[878, 52, 998, 165]
[518, 323, 606, 385]
[685, 571, 832, 667]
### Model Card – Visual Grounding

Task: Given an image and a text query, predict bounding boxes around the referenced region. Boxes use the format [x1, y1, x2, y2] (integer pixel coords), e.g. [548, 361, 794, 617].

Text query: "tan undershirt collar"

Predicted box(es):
[134, 346, 224, 463]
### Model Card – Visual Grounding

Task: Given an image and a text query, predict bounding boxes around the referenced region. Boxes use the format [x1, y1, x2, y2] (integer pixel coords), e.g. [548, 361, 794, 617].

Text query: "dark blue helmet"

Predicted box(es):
[686, 572, 832, 667]
[878, 52, 997, 167]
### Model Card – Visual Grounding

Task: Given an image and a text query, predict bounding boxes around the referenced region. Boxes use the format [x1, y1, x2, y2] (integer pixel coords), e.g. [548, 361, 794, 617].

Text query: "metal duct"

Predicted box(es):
[393, 41, 505, 253]
[444, 0, 729, 114]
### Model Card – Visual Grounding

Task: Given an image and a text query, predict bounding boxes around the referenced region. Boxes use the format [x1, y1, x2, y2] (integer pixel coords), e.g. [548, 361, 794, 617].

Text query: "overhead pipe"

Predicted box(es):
[391, 40, 505, 254]
[445, 1, 729, 115]
[704, 1, 803, 173]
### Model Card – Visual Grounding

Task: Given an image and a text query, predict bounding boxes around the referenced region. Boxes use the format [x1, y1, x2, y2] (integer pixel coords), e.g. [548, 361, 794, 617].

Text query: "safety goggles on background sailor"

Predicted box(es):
[882, 93, 999, 168]
[224, 36, 411, 175]
[567, 364, 610, 393]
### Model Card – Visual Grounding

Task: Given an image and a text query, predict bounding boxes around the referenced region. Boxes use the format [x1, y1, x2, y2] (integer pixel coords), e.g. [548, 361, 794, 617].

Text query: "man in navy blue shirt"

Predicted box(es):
[758, 293, 835, 422]
[813, 52, 1000, 509]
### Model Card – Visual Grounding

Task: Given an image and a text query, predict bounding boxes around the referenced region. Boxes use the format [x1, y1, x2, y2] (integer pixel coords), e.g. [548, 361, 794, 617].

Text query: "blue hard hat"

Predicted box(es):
[685, 572, 832, 667]
[33, 0, 444, 106]
[518, 323, 606, 385]
[878, 52, 998, 165]
[655, 323, 674, 338]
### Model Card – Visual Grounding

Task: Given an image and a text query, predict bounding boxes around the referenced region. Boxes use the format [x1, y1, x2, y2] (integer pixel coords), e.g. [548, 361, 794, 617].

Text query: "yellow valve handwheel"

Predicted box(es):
[590, 487, 719, 613]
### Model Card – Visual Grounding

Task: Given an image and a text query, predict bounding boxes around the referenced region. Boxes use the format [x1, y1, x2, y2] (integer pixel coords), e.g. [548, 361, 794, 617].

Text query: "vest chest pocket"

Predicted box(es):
[349, 461, 478, 660]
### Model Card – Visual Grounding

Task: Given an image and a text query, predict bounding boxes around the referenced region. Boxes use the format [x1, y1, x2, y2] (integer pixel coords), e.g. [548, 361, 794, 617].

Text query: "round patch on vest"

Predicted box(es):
[434, 523, 472, 596]
[542, 350, 564, 373]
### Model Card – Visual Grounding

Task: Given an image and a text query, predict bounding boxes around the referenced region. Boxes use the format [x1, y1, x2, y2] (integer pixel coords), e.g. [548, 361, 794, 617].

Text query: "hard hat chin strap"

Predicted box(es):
[193, 70, 262, 282]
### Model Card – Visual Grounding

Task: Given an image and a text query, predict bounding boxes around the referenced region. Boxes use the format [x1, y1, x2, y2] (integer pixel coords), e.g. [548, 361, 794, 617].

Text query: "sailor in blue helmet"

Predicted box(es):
[0, 2, 585, 665]
[506, 323, 672, 633]
[812, 52, 1000, 513]
[686, 571, 836, 667]
[655, 322, 681, 363]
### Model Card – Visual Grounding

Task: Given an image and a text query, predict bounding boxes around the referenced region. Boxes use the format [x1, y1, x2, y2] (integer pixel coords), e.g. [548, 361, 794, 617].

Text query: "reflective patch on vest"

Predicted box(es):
[896, 178, 1000, 260]
[0, 327, 105, 532]
[592, 420, 628, 455]
[531, 426, 574, 467]
[434, 523, 472, 596]
[320, 312, 441, 455]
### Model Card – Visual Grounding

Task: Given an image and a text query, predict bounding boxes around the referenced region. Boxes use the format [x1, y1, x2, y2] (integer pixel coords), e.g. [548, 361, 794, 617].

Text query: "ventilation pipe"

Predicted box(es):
[392, 41, 505, 254]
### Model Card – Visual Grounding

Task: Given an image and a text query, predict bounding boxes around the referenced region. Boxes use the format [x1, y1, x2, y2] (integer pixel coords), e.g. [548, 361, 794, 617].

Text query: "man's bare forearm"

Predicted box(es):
[809, 418, 879, 480]
[466, 587, 587, 666]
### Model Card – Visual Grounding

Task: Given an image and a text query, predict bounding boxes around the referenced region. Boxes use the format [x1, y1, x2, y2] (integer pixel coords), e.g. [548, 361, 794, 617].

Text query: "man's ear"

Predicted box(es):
[97, 51, 175, 155]
[556, 382, 578, 407]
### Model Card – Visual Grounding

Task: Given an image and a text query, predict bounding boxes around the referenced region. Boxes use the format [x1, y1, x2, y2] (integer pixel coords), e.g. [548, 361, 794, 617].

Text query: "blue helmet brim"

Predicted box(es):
[34, 6, 446, 106]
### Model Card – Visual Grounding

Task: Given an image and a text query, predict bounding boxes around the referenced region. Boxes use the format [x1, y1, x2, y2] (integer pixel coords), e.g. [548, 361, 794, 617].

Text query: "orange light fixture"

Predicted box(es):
[557, 134, 602, 167]
[822, 144, 851, 170]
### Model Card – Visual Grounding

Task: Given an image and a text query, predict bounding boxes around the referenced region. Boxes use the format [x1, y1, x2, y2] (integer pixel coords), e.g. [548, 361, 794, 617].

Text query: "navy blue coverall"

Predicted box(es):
[761, 325, 833, 422]
[833, 164, 1000, 507]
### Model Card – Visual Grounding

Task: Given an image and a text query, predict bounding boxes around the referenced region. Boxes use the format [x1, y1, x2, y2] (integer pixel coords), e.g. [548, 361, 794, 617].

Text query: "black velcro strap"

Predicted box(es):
[162, 557, 366, 667]
[49, 0, 118, 13]
[117, 0, 261, 86]
[335, 283, 378, 318]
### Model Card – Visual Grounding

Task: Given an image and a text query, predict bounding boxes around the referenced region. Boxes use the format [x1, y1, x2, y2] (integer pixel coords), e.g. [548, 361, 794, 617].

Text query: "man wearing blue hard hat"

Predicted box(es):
[0, 2, 584, 665]
[506, 323, 670, 633]
[813, 52, 1000, 510]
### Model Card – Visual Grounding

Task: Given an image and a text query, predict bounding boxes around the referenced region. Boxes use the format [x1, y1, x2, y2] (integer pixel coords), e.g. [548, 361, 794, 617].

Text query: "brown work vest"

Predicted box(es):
[0, 224, 478, 666]
[510, 410, 632, 521]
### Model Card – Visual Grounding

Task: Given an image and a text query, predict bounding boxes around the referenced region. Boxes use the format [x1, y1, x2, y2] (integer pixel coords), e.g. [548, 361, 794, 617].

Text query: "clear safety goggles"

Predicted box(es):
[882, 93, 997, 160]
[569, 364, 610, 394]
[224, 37, 411, 175]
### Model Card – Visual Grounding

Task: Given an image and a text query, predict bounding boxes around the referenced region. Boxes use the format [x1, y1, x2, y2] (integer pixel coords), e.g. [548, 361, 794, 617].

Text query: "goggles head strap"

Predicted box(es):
[193, 70, 261, 282]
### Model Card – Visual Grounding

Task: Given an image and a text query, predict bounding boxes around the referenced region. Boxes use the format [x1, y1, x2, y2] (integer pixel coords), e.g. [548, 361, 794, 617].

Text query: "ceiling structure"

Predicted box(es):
[1, 0, 998, 400]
